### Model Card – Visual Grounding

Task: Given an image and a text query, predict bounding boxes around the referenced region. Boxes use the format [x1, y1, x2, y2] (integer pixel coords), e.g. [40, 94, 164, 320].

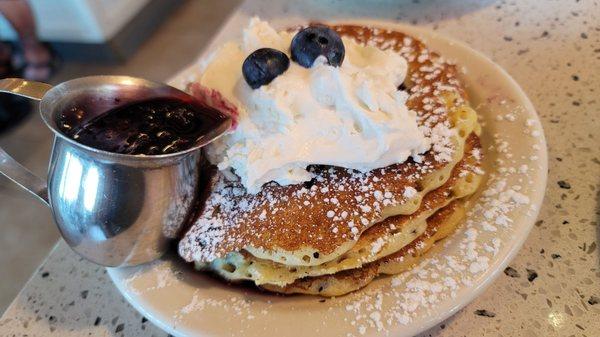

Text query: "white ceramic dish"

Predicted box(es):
[108, 17, 547, 337]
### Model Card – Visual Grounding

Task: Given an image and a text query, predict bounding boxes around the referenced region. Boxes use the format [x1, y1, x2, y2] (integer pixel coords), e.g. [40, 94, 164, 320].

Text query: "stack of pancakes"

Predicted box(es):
[179, 25, 484, 296]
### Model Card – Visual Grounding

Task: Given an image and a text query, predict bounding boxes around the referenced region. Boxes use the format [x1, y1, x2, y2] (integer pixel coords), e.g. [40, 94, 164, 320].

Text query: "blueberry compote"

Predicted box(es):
[59, 98, 225, 155]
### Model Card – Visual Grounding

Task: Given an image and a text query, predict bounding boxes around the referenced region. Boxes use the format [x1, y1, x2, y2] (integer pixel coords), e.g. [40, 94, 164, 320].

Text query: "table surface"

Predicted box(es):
[1, 0, 599, 336]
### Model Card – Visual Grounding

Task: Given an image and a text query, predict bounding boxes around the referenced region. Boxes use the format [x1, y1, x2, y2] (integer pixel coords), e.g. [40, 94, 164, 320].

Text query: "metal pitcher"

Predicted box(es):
[0, 76, 231, 267]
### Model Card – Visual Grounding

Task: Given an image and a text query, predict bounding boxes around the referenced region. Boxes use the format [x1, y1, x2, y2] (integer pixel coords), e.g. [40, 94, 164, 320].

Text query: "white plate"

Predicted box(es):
[108, 17, 547, 337]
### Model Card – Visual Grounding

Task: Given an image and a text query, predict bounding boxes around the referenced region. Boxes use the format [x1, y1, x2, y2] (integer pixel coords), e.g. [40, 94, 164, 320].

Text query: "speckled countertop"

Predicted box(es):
[1, 0, 599, 336]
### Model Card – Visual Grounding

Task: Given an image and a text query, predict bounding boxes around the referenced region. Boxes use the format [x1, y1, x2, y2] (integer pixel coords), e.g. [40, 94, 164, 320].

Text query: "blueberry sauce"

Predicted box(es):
[59, 98, 225, 155]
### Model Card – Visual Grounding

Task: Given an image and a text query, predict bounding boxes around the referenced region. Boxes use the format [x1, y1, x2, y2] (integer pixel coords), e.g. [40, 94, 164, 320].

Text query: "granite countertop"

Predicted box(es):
[1, 0, 598, 336]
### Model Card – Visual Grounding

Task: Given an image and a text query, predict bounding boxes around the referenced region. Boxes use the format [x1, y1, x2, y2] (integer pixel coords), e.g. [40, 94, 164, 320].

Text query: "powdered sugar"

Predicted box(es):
[403, 186, 417, 199]
[174, 289, 255, 322]
[339, 105, 542, 335]
[370, 237, 386, 255]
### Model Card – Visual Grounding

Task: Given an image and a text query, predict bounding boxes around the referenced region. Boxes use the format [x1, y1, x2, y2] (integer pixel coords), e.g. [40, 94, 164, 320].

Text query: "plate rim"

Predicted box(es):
[108, 19, 548, 337]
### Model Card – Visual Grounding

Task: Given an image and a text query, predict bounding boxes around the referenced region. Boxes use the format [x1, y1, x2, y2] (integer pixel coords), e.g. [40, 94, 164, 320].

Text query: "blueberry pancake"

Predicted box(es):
[178, 18, 483, 296]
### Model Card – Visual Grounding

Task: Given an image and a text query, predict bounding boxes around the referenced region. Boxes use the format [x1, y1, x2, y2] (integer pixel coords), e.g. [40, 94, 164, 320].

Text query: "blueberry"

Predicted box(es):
[291, 25, 345, 68]
[242, 48, 290, 89]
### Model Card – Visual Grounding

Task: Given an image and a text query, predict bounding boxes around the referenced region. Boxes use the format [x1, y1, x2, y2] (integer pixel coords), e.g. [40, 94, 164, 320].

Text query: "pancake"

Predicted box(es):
[198, 134, 483, 286]
[179, 25, 479, 268]
[261, 198, 471, 296]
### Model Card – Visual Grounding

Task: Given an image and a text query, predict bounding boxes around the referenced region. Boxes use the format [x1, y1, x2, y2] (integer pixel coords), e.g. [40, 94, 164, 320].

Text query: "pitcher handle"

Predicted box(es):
[0, 78, 53, 205]
[0, 78, 52, 100]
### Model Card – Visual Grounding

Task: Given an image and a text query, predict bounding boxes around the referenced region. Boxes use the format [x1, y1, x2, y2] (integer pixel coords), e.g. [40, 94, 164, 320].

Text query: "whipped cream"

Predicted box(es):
[199, 18, 430, 193]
